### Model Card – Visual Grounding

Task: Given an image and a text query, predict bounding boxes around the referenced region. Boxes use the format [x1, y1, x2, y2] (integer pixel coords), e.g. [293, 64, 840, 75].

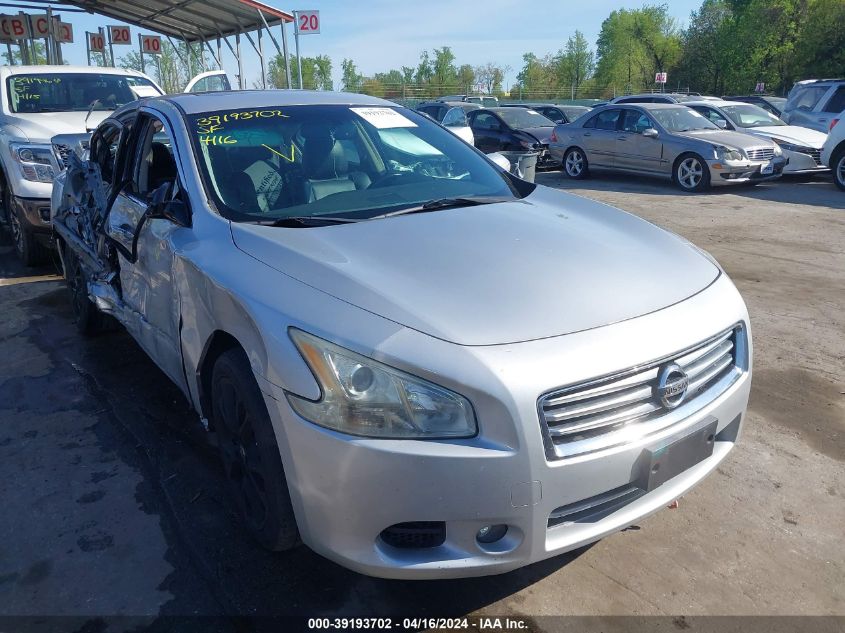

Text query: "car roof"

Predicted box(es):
[159, 89, 396, 114]
[604, 102, 687, 110]
[1, 64, 150, 78]
[683, 100, 745, 107]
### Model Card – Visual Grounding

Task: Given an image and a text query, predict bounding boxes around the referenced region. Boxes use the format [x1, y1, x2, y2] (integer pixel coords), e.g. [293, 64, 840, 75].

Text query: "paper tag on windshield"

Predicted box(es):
[351, 107, 417, 129]
[130, 85, 162, 99]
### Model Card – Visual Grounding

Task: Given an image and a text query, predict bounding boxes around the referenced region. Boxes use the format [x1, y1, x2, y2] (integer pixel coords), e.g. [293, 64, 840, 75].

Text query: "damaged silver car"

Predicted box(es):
[52, 91, 752, 579]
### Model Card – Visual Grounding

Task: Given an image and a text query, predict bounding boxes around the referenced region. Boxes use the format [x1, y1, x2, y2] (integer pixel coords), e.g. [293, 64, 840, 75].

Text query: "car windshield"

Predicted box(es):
[721, 104, 785, 127]
[496, 108, 554, 129]
[187, 104, 526, 223]
[6, 73, 161, 114]
[651, 107, 719, 132]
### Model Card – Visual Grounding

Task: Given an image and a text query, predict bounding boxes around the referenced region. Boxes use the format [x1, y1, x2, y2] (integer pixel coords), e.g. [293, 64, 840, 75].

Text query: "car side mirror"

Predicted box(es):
[146, 182, 190, 227]
[715, 119, 728, 129]
[642, 128, 659, 138]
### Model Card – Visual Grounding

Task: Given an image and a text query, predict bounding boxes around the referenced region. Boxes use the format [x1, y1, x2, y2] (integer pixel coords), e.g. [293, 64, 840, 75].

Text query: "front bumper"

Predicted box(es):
[264, 277, 752, 579]
[12, 196, 53, 237]
[781, 149, 828, 174]
[708, 156, 787, 185]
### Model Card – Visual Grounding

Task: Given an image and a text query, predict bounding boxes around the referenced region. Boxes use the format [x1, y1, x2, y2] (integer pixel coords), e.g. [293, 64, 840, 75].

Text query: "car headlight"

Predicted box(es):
[10, 142, 55, 182]
[715, 145, 744, 161]
[772, 143, 783, 156]
[287, 329, 477, 439]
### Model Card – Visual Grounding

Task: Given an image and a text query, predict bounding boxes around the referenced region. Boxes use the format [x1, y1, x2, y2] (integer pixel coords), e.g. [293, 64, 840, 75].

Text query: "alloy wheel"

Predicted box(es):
[678, 157, 703, 190]
[837, 155, 845, 189]
[565, 150, 584, 177]
[215, 377, 269, 531]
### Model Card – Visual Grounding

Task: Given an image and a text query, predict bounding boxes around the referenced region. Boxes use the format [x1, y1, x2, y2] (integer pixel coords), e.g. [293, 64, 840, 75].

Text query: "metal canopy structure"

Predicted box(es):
[56, 0, 295, 88]
[62, 0, 292, 41]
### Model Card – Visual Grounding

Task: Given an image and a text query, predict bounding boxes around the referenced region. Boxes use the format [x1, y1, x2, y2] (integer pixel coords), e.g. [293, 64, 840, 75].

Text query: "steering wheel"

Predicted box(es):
[368, 170, 427, 188]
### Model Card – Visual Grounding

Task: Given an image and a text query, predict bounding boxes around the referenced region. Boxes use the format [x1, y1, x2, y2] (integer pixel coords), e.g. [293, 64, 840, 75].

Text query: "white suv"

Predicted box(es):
[0, 65, 164, 265]
[821, 111, 845, 191]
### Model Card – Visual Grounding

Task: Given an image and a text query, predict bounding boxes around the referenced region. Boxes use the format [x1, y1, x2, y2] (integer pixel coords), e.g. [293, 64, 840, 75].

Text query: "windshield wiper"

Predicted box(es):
[265, 215, 361, 228]
[370, 196, 517, 220]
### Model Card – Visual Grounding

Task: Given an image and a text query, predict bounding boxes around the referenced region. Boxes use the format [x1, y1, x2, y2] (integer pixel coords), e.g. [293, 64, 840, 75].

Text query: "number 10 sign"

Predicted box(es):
[294, 10, 320, 34]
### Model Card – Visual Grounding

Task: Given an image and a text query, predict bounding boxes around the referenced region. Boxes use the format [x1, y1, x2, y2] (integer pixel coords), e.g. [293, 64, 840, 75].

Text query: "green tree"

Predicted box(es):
[457, 64, 476, 93]
[2, 41, 47, 65]
[676, 0, 732, 95]
[360, 77, 385, 97]
[341, 58, 361, 91]
[793, 0, 845, 82]
[415, 50, 433, 85]
[431, 46, 457, 92]
[555, 31, 595, 98]
[268, 54, 332, 90]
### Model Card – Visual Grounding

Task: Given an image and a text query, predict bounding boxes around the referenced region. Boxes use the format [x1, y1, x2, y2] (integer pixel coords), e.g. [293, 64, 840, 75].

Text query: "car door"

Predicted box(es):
[818, 86, 845, 131]
[580, 109, 622, 167]
[785, 85, 831, 130]
[468, 111, 504, 153]
[105, 110, 189, 389]
[615, 109, 664, 173]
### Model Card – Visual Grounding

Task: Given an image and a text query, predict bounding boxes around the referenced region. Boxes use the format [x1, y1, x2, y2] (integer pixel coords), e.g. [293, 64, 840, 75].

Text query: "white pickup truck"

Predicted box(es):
[0, 65, 166, 265]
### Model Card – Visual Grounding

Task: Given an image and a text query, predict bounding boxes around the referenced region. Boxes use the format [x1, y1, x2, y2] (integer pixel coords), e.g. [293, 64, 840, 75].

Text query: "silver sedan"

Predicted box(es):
[52, 90, 751, 578]
[549, 103, 787, 191]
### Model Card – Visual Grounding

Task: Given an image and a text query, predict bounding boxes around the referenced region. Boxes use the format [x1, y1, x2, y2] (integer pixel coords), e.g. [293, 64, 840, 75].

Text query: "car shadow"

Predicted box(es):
[536, 170, 845, 208]
[6, 264, 589, 619]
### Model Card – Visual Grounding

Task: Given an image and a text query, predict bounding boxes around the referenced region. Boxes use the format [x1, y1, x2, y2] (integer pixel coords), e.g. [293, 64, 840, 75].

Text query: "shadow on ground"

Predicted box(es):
[1, 248, 585, 624]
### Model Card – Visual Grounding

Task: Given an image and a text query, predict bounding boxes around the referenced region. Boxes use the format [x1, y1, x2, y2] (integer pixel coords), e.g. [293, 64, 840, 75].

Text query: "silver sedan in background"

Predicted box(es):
[549, 103, 787, 192]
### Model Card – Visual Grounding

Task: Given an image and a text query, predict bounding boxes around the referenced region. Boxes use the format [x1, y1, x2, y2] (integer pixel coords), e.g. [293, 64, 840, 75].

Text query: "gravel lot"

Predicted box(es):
[0, 172, 842, 626]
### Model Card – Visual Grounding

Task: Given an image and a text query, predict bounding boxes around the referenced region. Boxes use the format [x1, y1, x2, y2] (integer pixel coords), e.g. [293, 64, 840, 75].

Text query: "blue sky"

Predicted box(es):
[50, 0, 702, 89]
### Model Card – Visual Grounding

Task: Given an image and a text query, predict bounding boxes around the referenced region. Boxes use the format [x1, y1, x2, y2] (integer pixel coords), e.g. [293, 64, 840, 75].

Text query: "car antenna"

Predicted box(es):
[85, 99, 101, 132]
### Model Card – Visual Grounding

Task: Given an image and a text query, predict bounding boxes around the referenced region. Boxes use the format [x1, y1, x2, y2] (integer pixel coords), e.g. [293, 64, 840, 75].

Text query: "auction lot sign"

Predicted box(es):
[0, 14, 31, 40]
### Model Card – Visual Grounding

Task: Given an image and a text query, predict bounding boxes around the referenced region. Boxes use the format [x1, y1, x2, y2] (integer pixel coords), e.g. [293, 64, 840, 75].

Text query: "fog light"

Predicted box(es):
[476, 524, 508, 544]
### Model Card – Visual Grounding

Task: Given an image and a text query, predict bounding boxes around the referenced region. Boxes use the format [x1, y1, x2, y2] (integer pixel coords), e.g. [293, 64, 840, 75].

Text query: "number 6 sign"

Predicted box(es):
[294, 10, 320, 34]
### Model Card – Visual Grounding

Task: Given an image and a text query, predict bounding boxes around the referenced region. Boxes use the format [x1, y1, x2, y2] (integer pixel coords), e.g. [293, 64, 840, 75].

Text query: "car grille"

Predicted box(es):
[746, 148, 775, 161]
[53, 141, 89, 167]
[778, 143, 823, 165]
[538, 326, 744, 459]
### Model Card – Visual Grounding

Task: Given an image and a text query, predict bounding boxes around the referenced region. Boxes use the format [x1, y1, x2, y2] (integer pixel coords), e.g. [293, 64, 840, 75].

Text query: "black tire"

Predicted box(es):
[833, 148, 845, 192]
[212, 347, 299, 551]
[5, 189, 46, 267]
[563, 147, 590, 179]
[64, 247, 106, 335]
[673, 153, 711, 192]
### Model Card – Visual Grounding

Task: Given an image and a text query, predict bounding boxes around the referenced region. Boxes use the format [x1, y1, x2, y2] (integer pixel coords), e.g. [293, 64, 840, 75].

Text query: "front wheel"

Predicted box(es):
[563, 147, 590, 179]
[64, 248, 106, 335]
[833, 150, 845, 192]
[673, 153, 711, 192]
[6, 191, 46, 267]
[212, 347, 299, 551]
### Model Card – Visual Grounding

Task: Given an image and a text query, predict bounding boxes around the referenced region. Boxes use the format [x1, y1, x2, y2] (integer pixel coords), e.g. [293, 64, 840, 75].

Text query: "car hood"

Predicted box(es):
[519, 127, 555, 144]
[747, 125, 828, 148]
[1, 111, 111, 143]
[677, 128, 774, 150]
[230, 186, 720, 346]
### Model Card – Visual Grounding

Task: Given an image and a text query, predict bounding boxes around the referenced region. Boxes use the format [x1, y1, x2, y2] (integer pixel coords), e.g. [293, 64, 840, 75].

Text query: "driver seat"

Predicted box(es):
[301, 124, 368, 202]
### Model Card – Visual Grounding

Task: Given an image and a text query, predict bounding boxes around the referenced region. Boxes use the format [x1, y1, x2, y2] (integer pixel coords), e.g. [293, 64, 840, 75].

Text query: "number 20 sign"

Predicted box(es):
[295, 10, 320, 34]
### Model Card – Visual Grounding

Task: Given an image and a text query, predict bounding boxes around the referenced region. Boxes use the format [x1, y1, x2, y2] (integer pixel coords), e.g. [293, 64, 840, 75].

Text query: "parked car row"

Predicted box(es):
[548, 90, 845, 192]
